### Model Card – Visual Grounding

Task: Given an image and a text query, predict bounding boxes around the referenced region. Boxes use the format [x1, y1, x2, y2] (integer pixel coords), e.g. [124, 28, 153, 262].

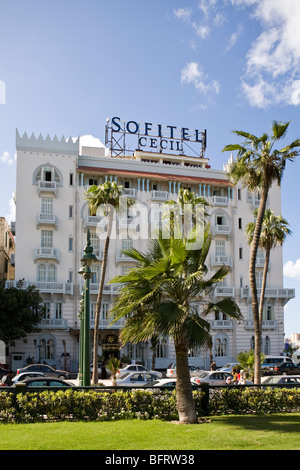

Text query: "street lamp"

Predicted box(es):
[78, 229, 97, 386]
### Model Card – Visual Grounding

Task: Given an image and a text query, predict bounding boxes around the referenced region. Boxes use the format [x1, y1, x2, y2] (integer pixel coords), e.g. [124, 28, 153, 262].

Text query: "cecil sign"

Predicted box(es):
[106, 116, 206, 157]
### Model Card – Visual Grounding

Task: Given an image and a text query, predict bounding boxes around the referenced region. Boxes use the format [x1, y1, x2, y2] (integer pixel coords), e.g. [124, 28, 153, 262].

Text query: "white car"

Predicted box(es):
[166, 364, 202, 378]
[115, 371, 159, 387]
[11, 372, 45, 384]
[116, 364, 162, 378]
[152, 378, 200, 389]
[261, 375, 300, 385]
[191, 370, 253, 386]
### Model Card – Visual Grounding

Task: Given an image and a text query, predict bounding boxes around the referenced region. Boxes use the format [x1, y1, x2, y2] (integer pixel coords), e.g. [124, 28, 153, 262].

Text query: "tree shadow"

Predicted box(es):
[214, 414, 300, 434]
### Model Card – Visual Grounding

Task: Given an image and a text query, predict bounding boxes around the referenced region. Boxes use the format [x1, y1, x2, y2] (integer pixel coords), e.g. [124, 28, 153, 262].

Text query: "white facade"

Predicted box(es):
[7, 129, 295, 372]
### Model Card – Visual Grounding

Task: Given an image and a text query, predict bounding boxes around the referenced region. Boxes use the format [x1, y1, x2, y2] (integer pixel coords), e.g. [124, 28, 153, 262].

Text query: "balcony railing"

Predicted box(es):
[210, 319, 234, 329]
[39, 318, 68, 329]
[5, 280, 73, 294]
[151, 190, 169, 201]
[244, 320, 278, 330]
[240, 287, 295, 303]
[212, 225, 230, 236]
[211, 256, 232, 267]
[122, 188, 137, 198]
[214, 287, 234, 297]
[210, 196, 228, 206]
[36, 213, 57, 229]
[34, 247, 60, 262]
[37, 181, 57, 196]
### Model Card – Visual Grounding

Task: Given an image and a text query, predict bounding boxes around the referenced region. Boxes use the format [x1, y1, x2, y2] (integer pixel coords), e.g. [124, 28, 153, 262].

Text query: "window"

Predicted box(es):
[102, 304, 109, 320]
[89, 178, 97, 186]
[55, 303, 62, 319]
[69, 173, 73, 186]
[215, 337, 228, 357]
[91, 266, 100, 283]
[90, 232, 100, 252]
[69, 205, 73, 219]
[38, 264, 56, 282]
[41, 197, 53, 215]
[156, 338, 168, 358]
[238, 218, 242, 229]
[238, 188, 241, 200]
[43, 302, 51, 319]
[122, 236, 133, 250]
[239, 247, 243, 259]
[33, 165, 62, 185]
[68, 237, 73, 251]
[38, 336, 55, 361]
[215, 240, 225, 256]
[41, 230, 53, 248]
[48, 264, 56, 282]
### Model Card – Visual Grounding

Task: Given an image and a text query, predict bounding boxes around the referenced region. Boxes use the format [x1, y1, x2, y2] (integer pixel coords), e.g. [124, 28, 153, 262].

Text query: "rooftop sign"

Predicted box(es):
[105, 117, 206, 158]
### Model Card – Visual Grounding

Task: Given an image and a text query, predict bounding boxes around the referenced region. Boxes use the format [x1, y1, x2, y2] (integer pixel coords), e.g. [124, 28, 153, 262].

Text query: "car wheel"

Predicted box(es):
[282, 372, 287, 375]
[58, 374, 66, 378]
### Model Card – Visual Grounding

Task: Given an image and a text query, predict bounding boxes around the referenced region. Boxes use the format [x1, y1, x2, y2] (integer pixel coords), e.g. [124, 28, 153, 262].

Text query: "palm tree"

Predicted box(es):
[246, 209, 291, 334]
[110, 226, 241, 424]
[85, 180, 125, 384]
[223, 121, 300, 383]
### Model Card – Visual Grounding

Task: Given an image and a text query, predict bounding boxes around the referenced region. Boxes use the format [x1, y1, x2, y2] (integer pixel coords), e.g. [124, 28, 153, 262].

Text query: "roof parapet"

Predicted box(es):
[16, 129, 79, 155]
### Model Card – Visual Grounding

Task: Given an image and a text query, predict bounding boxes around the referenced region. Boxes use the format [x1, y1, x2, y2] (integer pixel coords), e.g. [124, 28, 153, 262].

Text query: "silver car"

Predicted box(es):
[115, 371, 159, 387]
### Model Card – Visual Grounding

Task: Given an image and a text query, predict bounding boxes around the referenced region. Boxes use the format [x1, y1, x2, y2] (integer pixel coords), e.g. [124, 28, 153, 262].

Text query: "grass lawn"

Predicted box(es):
[0, 414, 300, 450]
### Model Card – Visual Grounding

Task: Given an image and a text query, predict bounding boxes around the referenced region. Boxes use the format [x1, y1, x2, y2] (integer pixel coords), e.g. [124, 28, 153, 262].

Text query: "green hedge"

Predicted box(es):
[0, 387, 299, 423]
[208, 387, 300, 415]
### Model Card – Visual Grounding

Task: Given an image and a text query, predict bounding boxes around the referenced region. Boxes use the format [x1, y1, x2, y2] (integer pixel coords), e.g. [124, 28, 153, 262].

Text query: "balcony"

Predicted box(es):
[119, 217, 139, 232]
[88, 283, 120, 296]
[244, 320, 278, 330]
[212, 224, 230, 236]
[36, 213, 57, 229]
[151, 190, 169, 201]
[34, 247, 60, 263]
[210, 196, 228, 206]
[240, 287, 295, 304]
[5, 280, 73, 295]
[84, 215, 103, 229]
[37, 181, 57, 197]
[214, 287, 234, 297]
[39, 318, 68, 329]
[211, 256, 232, 267]
[210, 319, 234, 329]
[122, 188, 137, 198]
[90, 317, 125, 329]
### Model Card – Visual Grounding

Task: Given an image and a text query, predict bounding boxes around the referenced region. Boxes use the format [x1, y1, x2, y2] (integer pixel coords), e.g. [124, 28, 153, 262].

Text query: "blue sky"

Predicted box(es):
[1, 0, 300, 337]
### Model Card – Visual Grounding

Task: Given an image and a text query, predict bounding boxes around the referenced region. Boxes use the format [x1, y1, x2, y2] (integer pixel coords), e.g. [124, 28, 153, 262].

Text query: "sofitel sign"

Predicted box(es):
[107, 116, 206, 156]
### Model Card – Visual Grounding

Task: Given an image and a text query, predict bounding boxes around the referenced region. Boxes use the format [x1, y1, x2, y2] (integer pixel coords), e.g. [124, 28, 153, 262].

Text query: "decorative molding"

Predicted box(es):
[16, 129, 79, 155]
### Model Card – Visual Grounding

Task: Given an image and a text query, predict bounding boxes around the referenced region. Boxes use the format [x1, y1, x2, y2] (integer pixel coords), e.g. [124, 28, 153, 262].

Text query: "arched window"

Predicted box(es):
[38, 336, 55, 362]
[215, 337, 228, 357]
[37, 264, 57, 282]
[33, 164, 63, 186]
[38, 264, 46, 282]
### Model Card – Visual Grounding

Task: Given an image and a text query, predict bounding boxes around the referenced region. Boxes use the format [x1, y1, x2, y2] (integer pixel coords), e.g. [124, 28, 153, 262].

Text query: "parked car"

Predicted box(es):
[114, 371, 159, 387]
[261, 355, 295, 370]
[116, 364, 162, 379]
[152, 378, 200, 389]
[218, 362, 240, 372]
[264, 362, 300, 376]
[12, 372, 45, 384]
[190, 371, 234, 386]
[166, 364, 202, 378]
[262, 375, 300, 386]
[16, 364, 71, 379]
[16, 376, 74, 388]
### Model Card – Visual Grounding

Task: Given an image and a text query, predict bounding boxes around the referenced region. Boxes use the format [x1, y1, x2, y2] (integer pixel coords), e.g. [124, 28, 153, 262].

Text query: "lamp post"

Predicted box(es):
[78, 230, 96, 386]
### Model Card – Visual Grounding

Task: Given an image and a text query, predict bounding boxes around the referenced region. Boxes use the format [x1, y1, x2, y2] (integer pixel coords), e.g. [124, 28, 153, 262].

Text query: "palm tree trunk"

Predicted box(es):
[175, 338, 198, 424]
[249, 182, 269, 384]
[258, 246, 270, 332]
[92, 214, 113, 385]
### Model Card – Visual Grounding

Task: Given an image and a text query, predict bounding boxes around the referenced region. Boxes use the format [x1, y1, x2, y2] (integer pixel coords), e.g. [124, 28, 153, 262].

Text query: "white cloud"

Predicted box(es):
[238, 0, 300, 108]
[0, 151, 16, 165]
[284, 259, 300, 281]
[192, 22, 210, 39]
[5, 193, 16, 224]
[225, 23, 243, 51]
[173, 7, 193, 22]
[181, 62, 220, 95]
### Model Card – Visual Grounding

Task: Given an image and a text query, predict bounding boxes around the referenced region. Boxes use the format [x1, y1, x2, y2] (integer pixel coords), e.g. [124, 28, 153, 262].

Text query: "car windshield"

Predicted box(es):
[198, 372, 210, 378]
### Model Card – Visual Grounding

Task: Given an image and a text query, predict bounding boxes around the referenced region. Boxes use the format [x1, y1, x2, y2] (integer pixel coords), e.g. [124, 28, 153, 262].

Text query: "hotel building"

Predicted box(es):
[6, 120, 294, 372]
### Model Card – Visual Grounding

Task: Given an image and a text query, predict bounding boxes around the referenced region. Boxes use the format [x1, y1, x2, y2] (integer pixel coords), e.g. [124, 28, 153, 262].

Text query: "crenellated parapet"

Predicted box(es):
[16, 129, 79, 155]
